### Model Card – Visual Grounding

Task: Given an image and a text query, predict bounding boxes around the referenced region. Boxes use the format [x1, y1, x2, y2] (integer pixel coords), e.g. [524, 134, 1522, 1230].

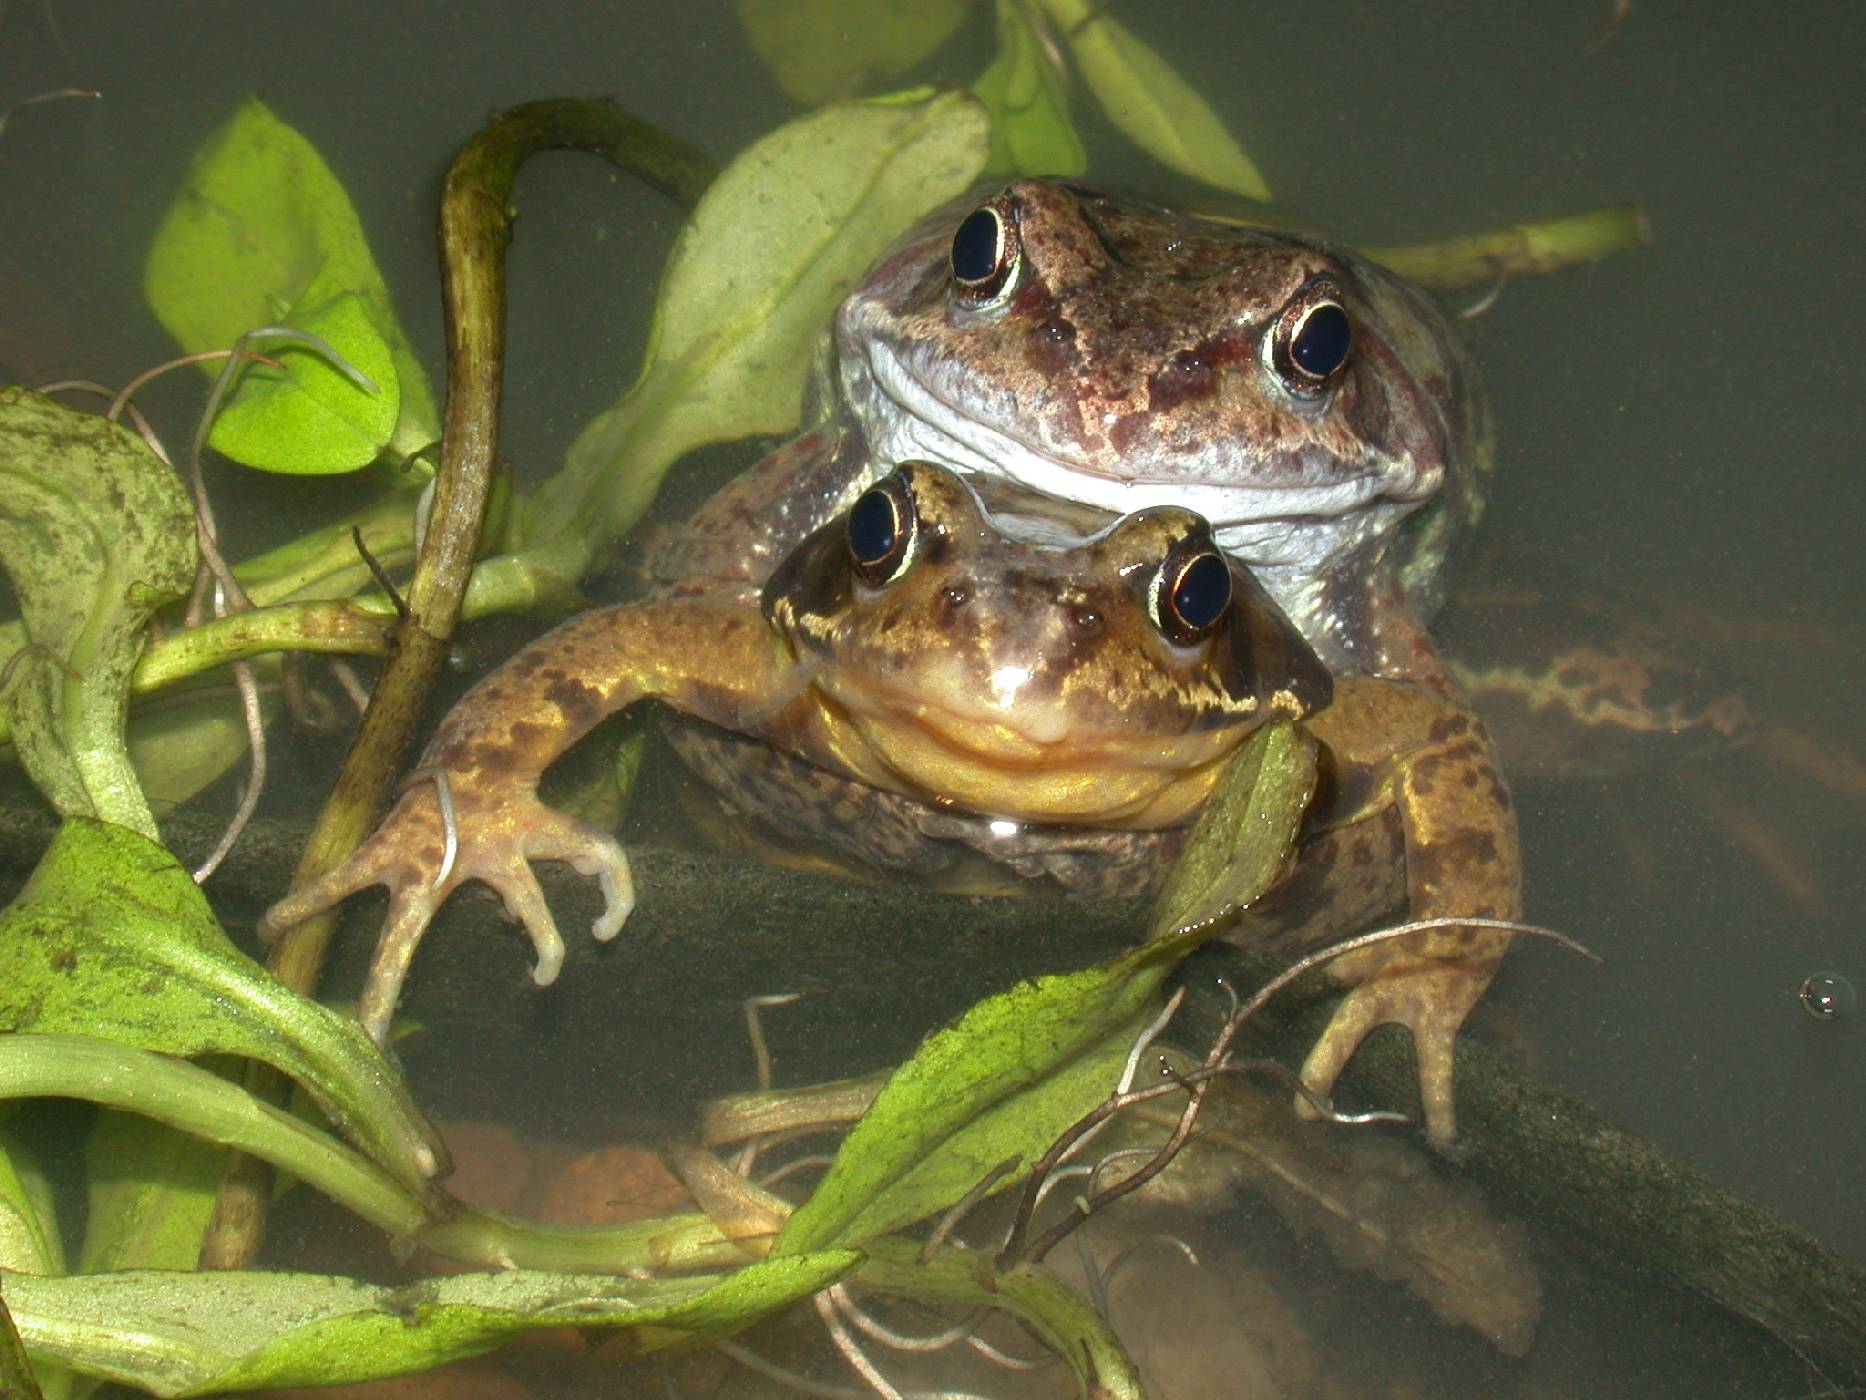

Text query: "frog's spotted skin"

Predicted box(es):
[650, 182, 1514, 1142]
[270, 184, 1517, 1145]
[263, 463, 1331, 1050]
[837, 180, 1490, 680]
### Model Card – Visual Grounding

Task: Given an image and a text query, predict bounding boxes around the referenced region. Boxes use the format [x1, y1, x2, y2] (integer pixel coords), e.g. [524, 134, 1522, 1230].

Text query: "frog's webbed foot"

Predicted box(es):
[1295, 940, 1504, 1148]
[261, 787, 634, 1046]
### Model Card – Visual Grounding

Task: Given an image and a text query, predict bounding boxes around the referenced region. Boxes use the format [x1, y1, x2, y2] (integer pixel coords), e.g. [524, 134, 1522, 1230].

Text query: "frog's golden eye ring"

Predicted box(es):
[1268, 277, 1353, 398]
[846, 472, 918, 588]
[1150, 537, 1233, 646]
[949, 198, 1021, 307]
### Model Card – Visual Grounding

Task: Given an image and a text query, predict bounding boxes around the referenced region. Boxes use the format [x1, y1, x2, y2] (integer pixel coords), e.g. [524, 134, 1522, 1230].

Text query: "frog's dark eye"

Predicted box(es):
[846, 473, 917, 588]
[1268, 278, 1352, 398]
[1150, 539, 1233, 645]
[949, 199, 1021, 307]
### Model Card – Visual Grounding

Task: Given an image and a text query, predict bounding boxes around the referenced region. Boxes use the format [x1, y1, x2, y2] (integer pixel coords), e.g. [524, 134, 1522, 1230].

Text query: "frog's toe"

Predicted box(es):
[562, 831, 635, 942]
[358, 882, 454, 1046]
[1296, 959, 1484, 1147]
[514, 811, 635, 944]
[260, 840, 402, 943]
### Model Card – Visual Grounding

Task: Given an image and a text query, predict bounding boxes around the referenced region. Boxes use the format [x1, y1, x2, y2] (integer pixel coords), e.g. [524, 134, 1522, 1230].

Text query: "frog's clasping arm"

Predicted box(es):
[261, 600, 790, 1045]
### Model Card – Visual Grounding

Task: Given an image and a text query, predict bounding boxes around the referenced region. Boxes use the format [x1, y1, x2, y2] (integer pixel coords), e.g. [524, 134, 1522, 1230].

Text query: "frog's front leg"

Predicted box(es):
[262, 601, 796, 1045]
[1286, 677, 1521, 1145]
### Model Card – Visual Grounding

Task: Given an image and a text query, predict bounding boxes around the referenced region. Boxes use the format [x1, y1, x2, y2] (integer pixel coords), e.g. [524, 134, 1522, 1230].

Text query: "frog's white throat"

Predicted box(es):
[850, 339, 1429, 584]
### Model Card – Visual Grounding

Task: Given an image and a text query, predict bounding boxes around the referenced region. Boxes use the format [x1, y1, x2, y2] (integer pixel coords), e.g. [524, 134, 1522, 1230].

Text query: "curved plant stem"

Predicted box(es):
[200, 99, 718, 1270]
[1363, 203, 1652, 290]
[0, 1035, 426, 1239]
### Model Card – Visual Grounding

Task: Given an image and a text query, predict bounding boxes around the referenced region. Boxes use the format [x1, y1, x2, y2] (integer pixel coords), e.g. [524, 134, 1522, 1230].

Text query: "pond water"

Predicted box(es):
[2, 1, 1862, 1396]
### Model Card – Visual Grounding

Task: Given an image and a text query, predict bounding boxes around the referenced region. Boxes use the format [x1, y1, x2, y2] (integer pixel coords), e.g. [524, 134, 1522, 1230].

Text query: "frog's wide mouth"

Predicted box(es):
[828, 672, 1234, 826]
[855, 339, 1430, 565]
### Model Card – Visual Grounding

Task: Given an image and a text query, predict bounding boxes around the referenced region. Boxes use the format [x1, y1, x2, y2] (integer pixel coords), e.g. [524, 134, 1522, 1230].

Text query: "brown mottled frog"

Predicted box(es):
[266, 462, 1519, 1145]
[645, 180, 1512, 1140]
[659, 180, 1489, 690]
[265, 461, 1325, 1038]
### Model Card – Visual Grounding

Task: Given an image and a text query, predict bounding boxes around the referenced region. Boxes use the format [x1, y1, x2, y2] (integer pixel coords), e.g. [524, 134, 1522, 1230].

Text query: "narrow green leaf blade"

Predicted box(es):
[526, 88, 991, 573]
[0, 820, 447, 1195]
[1149, 716, 1318, 937]
[5, 1253, 858, 1397]
[0, 387, 196, 838]
[776, 722, 1314, 1253]
[737, 0, 974, 103]
[0, 1126, 62, 1277]
[143, 96, 437, 460]
[1040, 0, 1271, 201]
[77, 1111, 222, 1275]
[973, 0, 1087, 177]
[859, 1236, 1143, 1399]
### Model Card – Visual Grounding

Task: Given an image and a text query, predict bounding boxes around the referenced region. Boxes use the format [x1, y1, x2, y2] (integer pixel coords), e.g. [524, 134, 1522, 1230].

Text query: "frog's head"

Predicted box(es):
[836, 180, 1482, 583]
[761, 461, 1332, 827]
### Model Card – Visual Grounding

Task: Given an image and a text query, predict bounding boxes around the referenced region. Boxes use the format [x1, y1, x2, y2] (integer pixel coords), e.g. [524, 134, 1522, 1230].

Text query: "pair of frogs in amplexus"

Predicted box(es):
[266, 180, 1543, 1149]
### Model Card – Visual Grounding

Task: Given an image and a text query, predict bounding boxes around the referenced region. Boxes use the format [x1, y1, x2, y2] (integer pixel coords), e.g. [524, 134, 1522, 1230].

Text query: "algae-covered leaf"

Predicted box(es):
[0, 819, 446, 1197]
[526, 88, 990, 575]
[0, 386, 196, 839]
[972, 0, 1086, 177]
[1037, 0, 1271, 202]
[6, 1253, 857, 1397]
[200, 273, 398, 473]
[775, 721, 1314, 1253]
[143, 95, 436, 462]
[737, 0, 975, 103]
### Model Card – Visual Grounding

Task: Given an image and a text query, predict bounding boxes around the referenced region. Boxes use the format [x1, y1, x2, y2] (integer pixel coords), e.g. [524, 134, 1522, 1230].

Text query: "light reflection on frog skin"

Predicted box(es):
[266, 462, 1519, 1145]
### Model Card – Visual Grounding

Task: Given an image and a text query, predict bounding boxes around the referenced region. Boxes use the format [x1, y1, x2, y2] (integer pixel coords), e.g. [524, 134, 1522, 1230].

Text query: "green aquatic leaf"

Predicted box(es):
[199, 277, 399, 474]
[775, 721, 1314, 1254]
[737, 0, 975, 103]
[0, 1036, 431, 1241]
[972, 0, 1086, 177]
[1037, 0, 1271, 202]
[0, 1126, 62, 1277]
[77, 1110, 223, 1275]
[0, 1130, 76, 1400]
[0, 386, 196, 839]
[1148, 715, 1318, 937]
[143, 95, 437, 463]
[0, 819, 447, 1198]
[5, 1252, 857, 1397]
[526, 87, 991, 578]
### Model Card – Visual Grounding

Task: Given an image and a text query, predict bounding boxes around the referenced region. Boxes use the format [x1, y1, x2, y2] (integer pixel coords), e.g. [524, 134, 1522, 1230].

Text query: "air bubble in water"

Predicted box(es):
[1798, 972, 1856, 1021]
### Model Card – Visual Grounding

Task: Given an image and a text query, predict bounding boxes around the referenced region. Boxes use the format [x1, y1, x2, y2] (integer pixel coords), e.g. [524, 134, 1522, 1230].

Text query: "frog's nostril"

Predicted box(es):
[941, 582, 972, 611]
[1066, 604, 1104, 637]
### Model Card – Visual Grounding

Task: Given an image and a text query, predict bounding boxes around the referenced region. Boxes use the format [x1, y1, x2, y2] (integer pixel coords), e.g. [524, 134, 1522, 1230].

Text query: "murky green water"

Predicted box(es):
[2, 2, 1861, 1395]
